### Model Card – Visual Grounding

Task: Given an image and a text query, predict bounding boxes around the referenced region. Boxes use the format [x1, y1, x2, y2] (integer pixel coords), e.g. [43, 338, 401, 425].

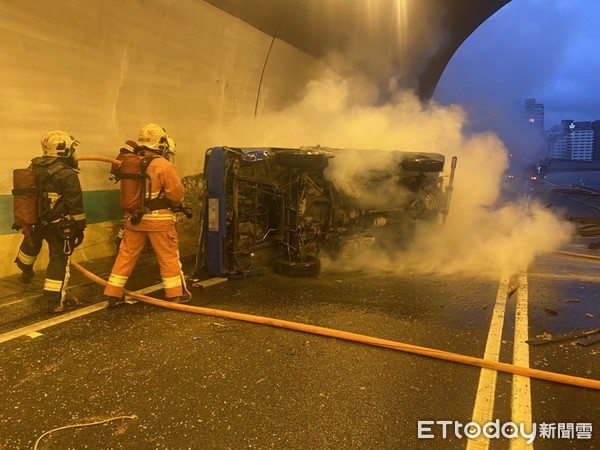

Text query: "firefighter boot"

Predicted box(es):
[106, 295, 126, 308]
[53, 297, 80, 313]
[20, 269, 35, 284]
[40, 291, 60, 313]
[166, 292, 192, 304]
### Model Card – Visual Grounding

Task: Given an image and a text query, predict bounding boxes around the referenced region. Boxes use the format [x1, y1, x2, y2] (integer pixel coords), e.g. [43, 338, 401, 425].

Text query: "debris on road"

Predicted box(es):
[527, 328, 600, 346]
[577, 333, 600, 347]
[577, 224, 600, 237]
[568, 216, 600, 237]
[192, 277, 228, 288]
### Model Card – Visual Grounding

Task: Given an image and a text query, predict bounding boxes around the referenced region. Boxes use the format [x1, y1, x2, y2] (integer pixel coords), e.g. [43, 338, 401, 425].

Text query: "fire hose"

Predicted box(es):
[555, 250, 600, 261]
[76, 155, 122, 165]
[69, 259, 600, 390]
[71, 155, 600, 391]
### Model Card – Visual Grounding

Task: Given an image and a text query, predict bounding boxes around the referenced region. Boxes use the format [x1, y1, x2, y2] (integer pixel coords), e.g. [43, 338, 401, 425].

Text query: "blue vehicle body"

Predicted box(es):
[204, 147, 228, 276]
[196, 146, 454, 278]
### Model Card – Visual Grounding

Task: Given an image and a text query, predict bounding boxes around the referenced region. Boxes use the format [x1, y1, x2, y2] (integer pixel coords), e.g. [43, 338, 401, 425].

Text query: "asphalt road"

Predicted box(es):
[1, 246, 599, 449]
[1, 180, 600, 450]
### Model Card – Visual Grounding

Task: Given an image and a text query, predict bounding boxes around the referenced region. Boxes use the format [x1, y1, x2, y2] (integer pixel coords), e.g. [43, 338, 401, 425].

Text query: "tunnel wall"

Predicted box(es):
[0, 0, 319, 277]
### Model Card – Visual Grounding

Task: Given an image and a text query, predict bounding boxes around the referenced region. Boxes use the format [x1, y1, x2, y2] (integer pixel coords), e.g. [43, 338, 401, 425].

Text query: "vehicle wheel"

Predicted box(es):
[419, 191, 442, 220]
[401, 157, 444, 173]
[274, 152, 327, 170]
[273, 255, 321, 277]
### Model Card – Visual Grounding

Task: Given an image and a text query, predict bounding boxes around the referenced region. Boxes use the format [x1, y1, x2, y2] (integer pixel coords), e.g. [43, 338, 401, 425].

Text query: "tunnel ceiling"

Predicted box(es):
[205, 0, 510, 99]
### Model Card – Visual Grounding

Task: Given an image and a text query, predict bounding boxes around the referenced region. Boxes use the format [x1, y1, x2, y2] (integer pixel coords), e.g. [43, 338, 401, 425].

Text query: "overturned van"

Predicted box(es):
[195, 146, 456, 277]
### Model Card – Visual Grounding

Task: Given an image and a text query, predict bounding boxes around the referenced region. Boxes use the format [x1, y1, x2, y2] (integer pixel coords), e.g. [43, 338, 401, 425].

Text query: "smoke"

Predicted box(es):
[209, 69, 573, 278]
[325, 149, 414, 210]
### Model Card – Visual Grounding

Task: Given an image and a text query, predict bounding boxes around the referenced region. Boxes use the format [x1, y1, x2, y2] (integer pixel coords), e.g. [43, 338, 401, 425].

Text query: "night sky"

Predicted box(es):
[434, 0, 600, 132]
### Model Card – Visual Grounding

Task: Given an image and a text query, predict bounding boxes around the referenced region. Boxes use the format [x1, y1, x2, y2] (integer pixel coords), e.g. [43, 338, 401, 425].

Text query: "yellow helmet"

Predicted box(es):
[166, 136, 176, 156]
[137, 123, 169, 154]
[41, 131, 79, 157]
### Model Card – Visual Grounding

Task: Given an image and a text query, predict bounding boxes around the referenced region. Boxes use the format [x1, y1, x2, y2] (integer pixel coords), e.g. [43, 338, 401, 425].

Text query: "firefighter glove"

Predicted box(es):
[74, 230, 84, 248]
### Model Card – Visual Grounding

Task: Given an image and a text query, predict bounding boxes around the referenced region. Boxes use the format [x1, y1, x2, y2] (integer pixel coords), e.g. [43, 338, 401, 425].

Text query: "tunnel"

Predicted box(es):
[1, 0, 509, 277]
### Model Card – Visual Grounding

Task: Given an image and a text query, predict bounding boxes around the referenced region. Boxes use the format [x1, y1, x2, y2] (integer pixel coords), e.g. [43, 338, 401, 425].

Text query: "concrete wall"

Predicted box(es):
[0, 0, 318, 277]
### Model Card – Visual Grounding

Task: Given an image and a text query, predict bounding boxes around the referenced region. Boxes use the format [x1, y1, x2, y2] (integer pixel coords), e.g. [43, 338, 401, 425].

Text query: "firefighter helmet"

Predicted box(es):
[137, 123, 169, 154]
[41, 131, 79, 157]
[166, 136, 176, 156]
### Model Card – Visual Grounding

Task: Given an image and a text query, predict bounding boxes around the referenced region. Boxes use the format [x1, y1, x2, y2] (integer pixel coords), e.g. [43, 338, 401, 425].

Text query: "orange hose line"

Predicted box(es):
[555, 250, 600, 261]
[76, 155, 121, 165]
[70, 260, 600, 391]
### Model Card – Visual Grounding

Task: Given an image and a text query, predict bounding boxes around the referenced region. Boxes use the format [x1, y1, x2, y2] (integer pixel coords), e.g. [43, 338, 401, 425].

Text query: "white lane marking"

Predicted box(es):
[26, 331, 43, 339]
[466, 277, 510, 450]
[511, 271, 533, 450]
[122, 283, 164, 303]
[0, 283, 162, 344]
[0, 303, 107, 344]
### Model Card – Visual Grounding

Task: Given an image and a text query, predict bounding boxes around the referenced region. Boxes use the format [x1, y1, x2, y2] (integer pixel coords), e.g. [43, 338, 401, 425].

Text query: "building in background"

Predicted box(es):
[569, 121, 594, 161]
[532, 96, 600, 161]
[546, 120, 598, 161]
[522, 98, 545, 132]
[547, 122, 570, 159]
[592, 121, 600, 161]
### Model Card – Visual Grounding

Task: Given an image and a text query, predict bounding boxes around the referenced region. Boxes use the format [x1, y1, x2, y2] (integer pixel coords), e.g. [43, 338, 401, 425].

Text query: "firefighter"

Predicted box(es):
[109, 139, 139, 249]
[104, 123, 191, 307]
[14, 131, 86, 313]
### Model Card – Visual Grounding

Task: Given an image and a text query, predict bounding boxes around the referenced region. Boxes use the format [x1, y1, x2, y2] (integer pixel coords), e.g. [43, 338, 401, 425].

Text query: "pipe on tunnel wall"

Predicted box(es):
[0, 0, 320, 277]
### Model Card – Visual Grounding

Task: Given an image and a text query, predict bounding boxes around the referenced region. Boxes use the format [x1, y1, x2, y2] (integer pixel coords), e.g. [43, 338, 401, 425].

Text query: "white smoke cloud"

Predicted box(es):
[209, 69, 573, 277]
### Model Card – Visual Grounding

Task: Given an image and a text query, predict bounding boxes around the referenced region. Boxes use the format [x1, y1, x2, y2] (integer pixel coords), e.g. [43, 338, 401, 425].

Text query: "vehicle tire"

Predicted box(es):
[274, 152, 327, 170]
[401, 157, 444, 173]
[273, 255, 321, 277]
[419, 191, 443, 220]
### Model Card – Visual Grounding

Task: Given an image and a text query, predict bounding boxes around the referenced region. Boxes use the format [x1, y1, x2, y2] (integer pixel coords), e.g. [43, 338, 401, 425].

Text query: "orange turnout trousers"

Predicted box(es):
[104, 216, 189, 299]
[104, 152, 189, 299]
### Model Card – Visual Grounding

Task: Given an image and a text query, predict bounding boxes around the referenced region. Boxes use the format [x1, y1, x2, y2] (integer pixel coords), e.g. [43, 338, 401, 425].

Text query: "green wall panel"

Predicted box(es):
[0, 190, 122, 235]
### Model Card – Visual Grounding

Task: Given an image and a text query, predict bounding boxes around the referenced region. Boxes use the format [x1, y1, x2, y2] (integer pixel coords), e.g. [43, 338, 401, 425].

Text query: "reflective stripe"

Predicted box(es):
[44, 278, 63, 292]
[162, 275, 182, 289]
[17, 251, 37, 265]
[107, 274, 128, 287]
[60, 256, 71, 302]
[208, 198, 219, 231]
[47, 192, 61, 210]
[141, 213, 176, 221]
